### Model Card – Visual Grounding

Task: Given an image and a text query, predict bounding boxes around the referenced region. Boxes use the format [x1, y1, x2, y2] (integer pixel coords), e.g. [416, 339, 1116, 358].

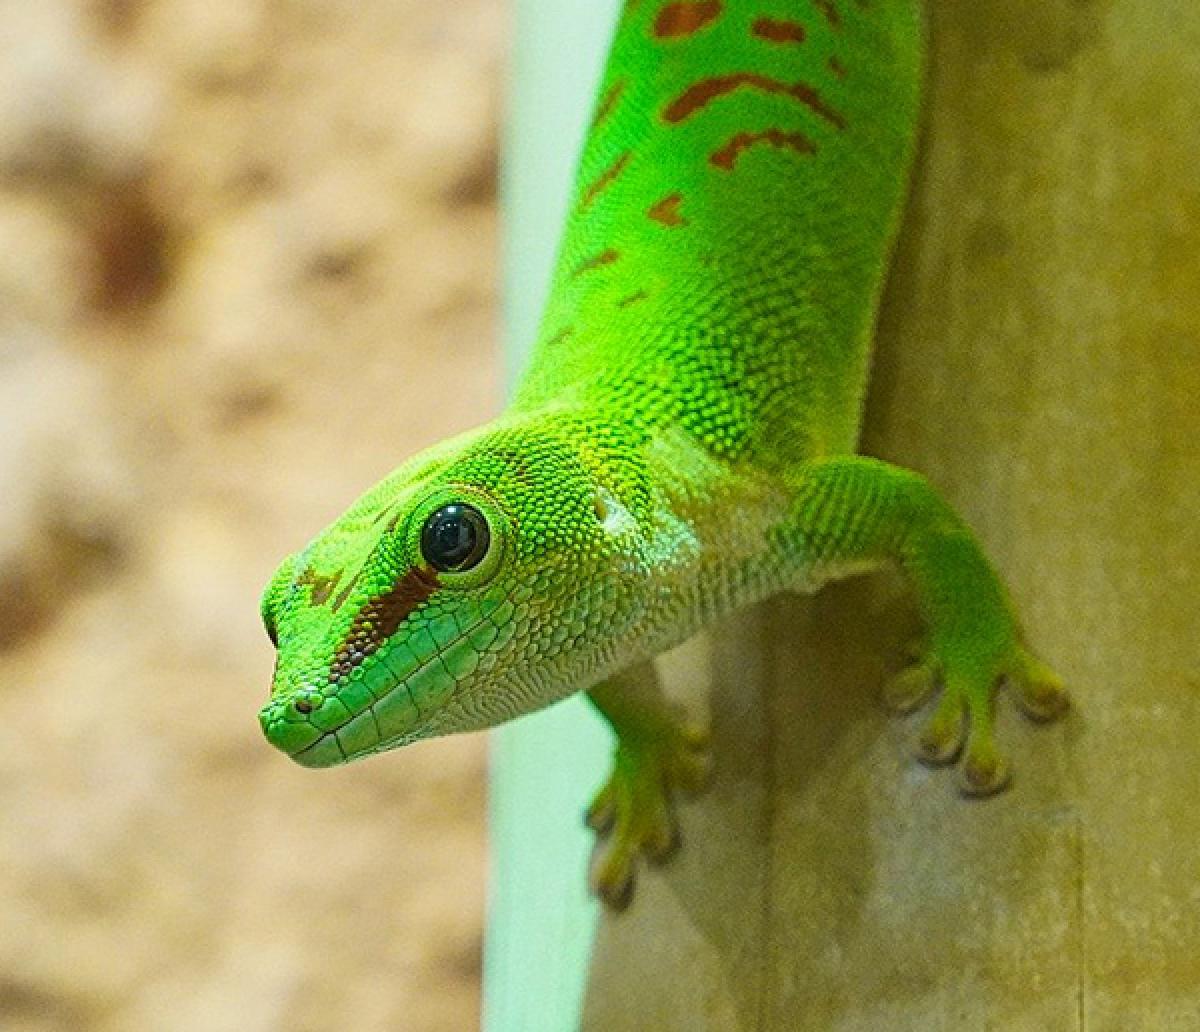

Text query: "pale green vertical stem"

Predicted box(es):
[483, 2, 622, 1031]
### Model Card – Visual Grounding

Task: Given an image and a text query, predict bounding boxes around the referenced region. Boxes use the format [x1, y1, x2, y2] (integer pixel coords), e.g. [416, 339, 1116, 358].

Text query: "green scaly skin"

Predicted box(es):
[259, 0, 1068, 908]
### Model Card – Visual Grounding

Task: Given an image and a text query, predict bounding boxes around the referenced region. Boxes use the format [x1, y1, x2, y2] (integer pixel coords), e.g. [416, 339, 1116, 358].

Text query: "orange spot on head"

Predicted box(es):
[330, 573, 361, 612]
[751, 17, 806, 44]
[654, 1, 723, 38]
[295, 567, 342, 607]
[648, 193, 687, 227]
[828, 56, 847, 79]
[710, 129, 816, 170]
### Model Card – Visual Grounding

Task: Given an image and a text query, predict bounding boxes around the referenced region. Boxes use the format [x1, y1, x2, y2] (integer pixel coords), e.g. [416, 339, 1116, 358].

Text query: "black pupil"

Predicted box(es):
[421, 504, 487, 572]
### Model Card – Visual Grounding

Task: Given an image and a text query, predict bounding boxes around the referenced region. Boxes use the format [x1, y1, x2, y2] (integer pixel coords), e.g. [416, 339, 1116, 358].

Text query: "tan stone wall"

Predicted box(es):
[0, 2, 503, 1029]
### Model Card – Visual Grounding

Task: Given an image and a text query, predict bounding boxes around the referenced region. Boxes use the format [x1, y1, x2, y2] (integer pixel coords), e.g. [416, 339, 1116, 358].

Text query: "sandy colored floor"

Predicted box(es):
[0, 2, 504, 1029]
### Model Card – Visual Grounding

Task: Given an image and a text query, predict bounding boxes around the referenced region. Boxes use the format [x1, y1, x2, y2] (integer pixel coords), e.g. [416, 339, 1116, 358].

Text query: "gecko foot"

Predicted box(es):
[585, 718, 710, 910]
[885, 643, 1068, 796]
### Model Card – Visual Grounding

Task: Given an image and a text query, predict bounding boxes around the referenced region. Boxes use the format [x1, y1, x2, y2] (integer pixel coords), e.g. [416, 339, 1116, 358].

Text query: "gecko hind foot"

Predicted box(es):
[885, 644, 1068, 797]
[586, 721, 710, 910]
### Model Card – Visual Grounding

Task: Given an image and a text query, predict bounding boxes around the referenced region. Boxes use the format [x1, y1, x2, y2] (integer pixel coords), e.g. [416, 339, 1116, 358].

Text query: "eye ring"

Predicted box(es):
[420, 502, 491, 573]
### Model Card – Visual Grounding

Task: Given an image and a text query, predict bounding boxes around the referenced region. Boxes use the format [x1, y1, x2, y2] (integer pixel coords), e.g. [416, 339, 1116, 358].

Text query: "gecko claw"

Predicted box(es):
[960, 742, 1011, 796]
[585, 719, 710, 910]
[882, 661, 938, 714]
[915, 686, 967, 765]
[1009, 650, 1070, 722]
[589, 838, 637, 911]
[585, 782, 617, 835]
[890, 643, 1066, 795]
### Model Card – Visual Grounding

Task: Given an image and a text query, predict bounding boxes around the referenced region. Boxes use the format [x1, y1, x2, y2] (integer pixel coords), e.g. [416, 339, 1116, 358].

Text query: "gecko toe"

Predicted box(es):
[916, 694, 966, 766]
[589, 837, 637, 911]
[584, 718, 708, 909]
[585, 782, 617, 834]
[883, 661, 939, 714]
[960, 740, 1011, 796]
[1009, 650, 1069, 723]
[644, 819, 682, 866]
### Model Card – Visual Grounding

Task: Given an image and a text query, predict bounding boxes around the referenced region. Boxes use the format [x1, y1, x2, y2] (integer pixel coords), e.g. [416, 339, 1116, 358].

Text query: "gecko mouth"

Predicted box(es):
[260, 673, 436, 769]
[260, 616, 494, 767]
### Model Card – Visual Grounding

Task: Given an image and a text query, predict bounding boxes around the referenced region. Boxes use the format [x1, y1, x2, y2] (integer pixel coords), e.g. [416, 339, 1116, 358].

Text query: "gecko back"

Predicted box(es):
[514, 0, 923, 468]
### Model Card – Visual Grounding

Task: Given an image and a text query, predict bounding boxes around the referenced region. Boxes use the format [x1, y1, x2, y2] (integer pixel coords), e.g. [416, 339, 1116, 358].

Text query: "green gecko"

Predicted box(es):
[259, 0, 1068, 908]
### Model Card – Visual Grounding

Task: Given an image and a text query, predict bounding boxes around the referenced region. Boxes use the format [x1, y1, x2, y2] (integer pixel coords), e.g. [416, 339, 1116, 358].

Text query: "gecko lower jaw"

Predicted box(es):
[258, 698, 351, 767]
[260, 665, 440, 767]
[262, 619, 489, 765]
[260, 696, 390, 769]
[290, 706, 426, 769]
[292, 731, 351, 768]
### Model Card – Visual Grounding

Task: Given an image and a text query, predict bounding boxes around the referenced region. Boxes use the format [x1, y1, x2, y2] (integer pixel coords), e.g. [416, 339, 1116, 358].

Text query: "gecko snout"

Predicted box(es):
[259, 690, 332, 761]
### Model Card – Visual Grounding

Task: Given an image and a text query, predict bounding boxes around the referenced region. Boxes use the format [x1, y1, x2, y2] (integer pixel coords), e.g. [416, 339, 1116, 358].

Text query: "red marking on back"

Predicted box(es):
[582, 151, 632, 208]
[544, 326, 575, 348]
[752, 17, 806, 44]
[648, 193, 688, 227]
[573, 249, 621, 277]
[813, 0, 842, 28]
[654, 1, 723, 37]
[618, 290, 650, 308]
[664, 74, 846, 129]
[592, 78, 627, 129]
[828, 55, 847, 79]
[710, 129, 816, 170]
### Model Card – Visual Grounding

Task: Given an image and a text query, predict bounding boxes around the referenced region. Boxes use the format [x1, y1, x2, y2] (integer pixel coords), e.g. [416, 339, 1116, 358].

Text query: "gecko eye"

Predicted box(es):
[420, 503, 490, 572]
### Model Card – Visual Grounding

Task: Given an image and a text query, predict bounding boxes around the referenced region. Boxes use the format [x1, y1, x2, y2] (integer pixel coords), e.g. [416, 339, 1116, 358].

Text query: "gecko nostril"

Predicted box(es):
[293, 691, 321, 716]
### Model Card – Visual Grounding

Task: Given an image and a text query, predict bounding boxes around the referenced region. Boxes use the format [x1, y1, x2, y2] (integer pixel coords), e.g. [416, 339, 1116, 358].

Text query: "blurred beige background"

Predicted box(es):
[0, 1, 504, 1029]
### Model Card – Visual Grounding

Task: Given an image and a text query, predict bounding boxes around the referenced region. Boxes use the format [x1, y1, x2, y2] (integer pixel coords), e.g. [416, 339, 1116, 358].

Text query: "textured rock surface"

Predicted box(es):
[0, 2, 503, 1029]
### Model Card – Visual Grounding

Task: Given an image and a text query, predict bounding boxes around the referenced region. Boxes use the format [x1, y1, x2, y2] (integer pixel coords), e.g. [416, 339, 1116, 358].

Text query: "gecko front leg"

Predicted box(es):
[585, 660, 711, 910]
[785, 456, 1069, 795]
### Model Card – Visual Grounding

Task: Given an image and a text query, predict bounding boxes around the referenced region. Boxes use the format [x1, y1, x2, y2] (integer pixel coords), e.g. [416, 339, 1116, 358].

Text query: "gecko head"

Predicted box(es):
[258, 414, 650, 768]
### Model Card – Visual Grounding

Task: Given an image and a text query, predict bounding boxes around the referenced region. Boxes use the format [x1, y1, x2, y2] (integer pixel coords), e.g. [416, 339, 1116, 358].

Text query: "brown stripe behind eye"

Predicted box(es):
[330, 566, 440, 683]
